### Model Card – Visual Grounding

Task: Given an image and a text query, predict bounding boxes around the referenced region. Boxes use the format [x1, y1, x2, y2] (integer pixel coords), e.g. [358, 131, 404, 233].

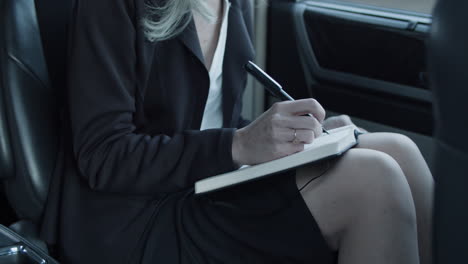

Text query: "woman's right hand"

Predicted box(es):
[232, 99, 326, 166]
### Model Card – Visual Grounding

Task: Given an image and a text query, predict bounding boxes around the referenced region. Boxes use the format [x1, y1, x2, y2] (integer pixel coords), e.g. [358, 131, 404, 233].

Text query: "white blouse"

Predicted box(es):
[199, 0, 231, 130]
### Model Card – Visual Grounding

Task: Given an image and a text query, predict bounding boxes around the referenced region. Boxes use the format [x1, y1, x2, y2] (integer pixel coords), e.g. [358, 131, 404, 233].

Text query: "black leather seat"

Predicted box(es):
[35, 0, 71, 99]
[0, 0, 60, 249]
[429, 0, 468, 263]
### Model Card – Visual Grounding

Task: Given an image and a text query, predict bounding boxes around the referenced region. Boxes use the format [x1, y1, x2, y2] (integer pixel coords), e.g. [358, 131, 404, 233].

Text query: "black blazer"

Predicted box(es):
[40, 0, 254, 262]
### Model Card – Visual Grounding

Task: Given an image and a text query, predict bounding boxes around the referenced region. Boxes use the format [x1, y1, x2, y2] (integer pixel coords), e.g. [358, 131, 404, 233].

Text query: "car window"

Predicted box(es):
[306, 0, 436, 14]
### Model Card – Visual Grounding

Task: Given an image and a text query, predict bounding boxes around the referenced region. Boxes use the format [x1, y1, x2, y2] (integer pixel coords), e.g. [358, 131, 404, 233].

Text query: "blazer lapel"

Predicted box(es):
[177, 18, 205, 66]
[222, 2, 255, 127]
[176, 2, 255, 128]
[177, 17, 210, 128]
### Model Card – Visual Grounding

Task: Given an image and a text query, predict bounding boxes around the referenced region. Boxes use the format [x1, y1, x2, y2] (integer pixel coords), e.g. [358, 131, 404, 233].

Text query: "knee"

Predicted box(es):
[381, 133, 420, 157]
[345, 149, 406, 185]
[345, 150, 416, 224]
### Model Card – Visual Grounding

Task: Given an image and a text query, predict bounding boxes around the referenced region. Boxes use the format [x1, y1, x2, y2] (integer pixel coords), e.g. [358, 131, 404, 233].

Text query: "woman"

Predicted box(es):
[40, 0, 434, 263]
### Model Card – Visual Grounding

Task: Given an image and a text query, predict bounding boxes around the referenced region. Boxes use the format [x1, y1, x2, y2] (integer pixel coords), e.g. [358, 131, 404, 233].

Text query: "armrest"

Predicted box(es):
[0, 224, 59, 264]
[9, 220, 48, 253]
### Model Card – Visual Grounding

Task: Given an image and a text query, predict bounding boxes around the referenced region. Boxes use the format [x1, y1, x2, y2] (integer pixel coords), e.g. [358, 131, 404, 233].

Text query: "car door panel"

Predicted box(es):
[268, 0, 433, 135]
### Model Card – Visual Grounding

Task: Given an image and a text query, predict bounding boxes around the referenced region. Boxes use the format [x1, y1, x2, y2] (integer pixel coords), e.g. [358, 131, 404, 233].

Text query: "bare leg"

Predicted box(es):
[297, 149, 419, 264]
[356, 133, 434, 264]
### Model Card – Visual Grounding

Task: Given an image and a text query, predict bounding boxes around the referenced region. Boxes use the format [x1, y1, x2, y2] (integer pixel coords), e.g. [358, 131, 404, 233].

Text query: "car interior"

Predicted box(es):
[0, 0, 466, 263]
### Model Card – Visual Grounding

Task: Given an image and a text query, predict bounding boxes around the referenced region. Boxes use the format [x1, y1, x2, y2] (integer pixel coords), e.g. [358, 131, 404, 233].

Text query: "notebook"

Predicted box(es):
[195, 125, 360, 194]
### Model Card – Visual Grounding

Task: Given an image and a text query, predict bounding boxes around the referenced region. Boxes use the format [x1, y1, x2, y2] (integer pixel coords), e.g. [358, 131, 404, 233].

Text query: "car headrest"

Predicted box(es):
[429, 0, 468, 153]
[0, 0, 60, 222]
[430, 1, 468, 263]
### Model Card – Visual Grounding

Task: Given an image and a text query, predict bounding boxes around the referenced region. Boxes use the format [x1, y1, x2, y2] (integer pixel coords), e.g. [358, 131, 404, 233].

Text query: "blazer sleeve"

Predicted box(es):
[68, 0, 238, 195]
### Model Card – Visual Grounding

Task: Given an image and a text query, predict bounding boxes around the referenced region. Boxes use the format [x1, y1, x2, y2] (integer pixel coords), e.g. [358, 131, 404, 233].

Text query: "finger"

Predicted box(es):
[273, 127, 301, 143]
[274, 128, 316, 145]
[276, 115, 318, 130]
[272, 127, 313, 143]
[290, 143, 305, 154]
[275, 99, 326, 123]
[323, 115, 355, 130]
[283, 142, 305, 155]
[309, 116, 323, 138]
[272, 143, 304, 159]
[294, 129, 315, 144]
[333, 115, 353, 127]
[280, 118, 322, 141]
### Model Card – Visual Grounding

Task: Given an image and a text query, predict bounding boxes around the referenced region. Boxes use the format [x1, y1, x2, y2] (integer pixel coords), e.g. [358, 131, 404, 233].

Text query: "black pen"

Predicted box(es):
[244, 61, 330, 135]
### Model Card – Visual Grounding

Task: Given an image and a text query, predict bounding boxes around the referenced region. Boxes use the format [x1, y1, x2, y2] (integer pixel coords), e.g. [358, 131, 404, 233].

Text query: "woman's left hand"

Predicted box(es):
[323, 115, 368, 133]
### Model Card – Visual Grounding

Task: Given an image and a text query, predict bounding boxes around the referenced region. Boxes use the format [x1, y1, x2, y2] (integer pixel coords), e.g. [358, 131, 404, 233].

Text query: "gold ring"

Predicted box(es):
[292, 129, 300, 144]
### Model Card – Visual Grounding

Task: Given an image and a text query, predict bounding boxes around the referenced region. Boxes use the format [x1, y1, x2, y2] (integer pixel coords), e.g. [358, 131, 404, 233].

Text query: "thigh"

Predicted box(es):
[296, 148, 411, 250]
[296, 159, 332, 191]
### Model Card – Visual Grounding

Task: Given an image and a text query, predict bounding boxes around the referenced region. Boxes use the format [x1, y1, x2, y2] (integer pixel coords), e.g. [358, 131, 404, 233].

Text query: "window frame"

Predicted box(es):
[298, 0, 435, 18]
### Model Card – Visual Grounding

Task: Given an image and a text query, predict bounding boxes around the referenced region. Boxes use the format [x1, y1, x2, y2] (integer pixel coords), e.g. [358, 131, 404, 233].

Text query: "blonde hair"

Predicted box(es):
[142, 0, 215, 42]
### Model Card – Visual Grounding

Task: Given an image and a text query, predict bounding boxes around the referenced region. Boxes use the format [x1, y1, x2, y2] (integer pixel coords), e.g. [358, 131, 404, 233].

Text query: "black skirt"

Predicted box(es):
[138, 170, 337, 263]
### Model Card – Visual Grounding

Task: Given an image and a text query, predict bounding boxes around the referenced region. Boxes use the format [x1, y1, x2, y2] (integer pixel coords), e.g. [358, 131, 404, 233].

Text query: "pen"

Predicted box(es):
[244, 61, 330, 135]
